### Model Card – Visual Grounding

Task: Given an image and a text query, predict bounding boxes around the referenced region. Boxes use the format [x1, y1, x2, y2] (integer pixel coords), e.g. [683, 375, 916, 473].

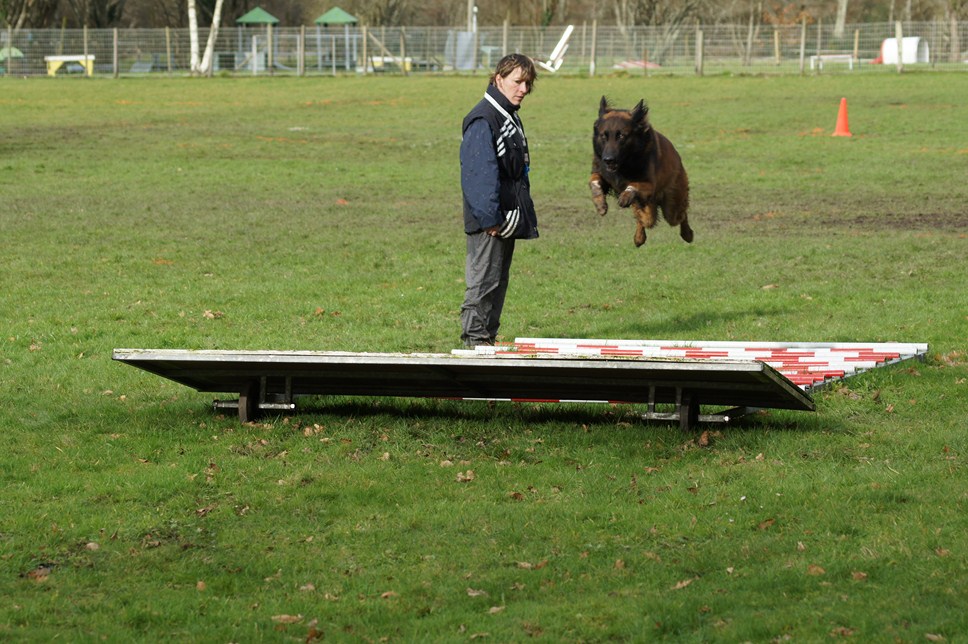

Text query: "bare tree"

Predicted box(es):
[63, 0, 126, 27]
[608, 0, 705, 62]
[1, 0, 59, 29]
[188, 0, 224, 75]
[344, 0, 415, 25]
[943, 0, 966, 61]
[833, 0, 848, 37]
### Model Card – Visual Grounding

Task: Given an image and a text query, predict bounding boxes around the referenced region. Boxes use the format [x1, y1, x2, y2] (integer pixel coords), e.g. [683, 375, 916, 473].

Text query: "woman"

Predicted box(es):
[459, 53, 539, 348]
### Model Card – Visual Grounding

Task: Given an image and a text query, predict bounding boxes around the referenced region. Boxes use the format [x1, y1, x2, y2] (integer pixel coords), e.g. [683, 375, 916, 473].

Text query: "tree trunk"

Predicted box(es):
[950, 12, 961, 63]
[198, 0, 225, 75]
[834, 0, 848, 39]
[188, 0, 200, 73]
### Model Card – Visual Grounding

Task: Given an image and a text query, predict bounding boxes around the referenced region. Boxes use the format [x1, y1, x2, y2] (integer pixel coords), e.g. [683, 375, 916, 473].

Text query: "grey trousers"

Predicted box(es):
[460, 232, 515, 346]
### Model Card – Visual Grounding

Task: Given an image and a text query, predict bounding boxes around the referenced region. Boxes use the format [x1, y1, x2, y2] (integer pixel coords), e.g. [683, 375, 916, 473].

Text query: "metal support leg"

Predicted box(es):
[677, 389, 700, 432]
[238, 380, 258, 423]
[215, 375, 296, 423]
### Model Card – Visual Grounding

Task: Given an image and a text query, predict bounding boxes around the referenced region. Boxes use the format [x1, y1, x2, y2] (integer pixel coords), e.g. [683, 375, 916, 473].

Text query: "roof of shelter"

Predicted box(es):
[314, 7, 358, 25]
[236, 7, 280, 24]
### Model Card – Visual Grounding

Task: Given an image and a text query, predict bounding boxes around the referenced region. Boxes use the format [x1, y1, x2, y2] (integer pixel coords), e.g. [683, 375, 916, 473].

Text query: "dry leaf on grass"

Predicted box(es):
[807, 564, 826, 576]
[672, 577, 697, 590]
[195, 504, 216, 517]
[516, 560, 547, 570]
[466, 587, 488, 597]
[456, 470, 476, 483]
[271, 614, 303, 624]
[24, 564, 54, 582]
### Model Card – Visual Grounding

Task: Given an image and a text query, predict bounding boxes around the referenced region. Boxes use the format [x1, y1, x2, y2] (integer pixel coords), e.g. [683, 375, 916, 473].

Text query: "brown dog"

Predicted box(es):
[590, 96, 693, 247]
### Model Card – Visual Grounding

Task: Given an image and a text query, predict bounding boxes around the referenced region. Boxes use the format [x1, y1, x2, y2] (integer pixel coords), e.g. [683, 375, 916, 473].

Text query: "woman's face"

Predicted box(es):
[494, 67, 531, 106]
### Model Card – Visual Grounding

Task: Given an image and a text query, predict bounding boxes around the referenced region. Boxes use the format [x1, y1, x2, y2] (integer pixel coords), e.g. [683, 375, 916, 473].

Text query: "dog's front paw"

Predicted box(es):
[593, 198, 608, 217]
[589, 179, 609, 216]
[617, 186, 636, 208]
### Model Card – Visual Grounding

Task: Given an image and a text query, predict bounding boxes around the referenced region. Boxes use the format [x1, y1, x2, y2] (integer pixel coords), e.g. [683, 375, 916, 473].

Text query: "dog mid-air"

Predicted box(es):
[590, 96, 693, 247]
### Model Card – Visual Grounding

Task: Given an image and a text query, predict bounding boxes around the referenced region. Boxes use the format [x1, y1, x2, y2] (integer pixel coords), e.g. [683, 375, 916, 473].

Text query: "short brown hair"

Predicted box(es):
[489, 53, 537, 94]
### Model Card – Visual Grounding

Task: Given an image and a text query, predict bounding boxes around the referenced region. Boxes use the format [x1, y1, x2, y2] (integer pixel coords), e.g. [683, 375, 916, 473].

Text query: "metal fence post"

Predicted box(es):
[895, 21, 904, 73]
[83, 25, 90, 77]
[268, 23, 273, 75]
[165, 27, 172, 75]
[695, 26, 703, 77]
[799, 17, 807, 75]
[298, 25, 305, 76]
[113, 28, 119, 77]
[401, 27, 408, 76]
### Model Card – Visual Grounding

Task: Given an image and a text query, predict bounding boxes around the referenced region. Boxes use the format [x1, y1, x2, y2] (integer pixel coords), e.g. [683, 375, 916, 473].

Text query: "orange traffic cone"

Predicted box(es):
[833, 97, 852, 137]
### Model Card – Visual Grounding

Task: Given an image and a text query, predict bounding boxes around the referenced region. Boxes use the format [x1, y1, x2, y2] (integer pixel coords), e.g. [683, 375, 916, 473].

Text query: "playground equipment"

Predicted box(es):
[875, 37, 929, 64]
[537, 24, 573, 72]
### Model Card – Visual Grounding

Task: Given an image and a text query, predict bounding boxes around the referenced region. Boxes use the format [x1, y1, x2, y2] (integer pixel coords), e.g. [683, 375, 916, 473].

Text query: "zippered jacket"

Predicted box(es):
[460, 85, 539, 239]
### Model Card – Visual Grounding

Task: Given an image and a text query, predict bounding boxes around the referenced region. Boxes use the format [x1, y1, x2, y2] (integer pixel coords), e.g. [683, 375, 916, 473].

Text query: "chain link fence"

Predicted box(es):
[2, 21, 965, 78]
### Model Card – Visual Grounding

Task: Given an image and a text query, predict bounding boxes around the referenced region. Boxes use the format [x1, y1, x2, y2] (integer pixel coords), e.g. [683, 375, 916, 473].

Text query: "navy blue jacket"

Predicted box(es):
[460, 85, 538, 239]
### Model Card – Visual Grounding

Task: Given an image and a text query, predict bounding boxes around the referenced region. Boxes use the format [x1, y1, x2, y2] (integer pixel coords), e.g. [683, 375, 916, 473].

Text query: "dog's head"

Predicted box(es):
[593, 96, 652, 172]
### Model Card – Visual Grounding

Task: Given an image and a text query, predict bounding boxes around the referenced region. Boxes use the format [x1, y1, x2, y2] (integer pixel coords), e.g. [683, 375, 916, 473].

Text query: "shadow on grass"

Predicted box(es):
[556, 306, 790, 340]
[269, 395, 816, 435]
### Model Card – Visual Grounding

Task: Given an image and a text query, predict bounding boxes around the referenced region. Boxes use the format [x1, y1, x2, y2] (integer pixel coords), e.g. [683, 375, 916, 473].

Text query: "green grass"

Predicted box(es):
[1, 73, 966, 641]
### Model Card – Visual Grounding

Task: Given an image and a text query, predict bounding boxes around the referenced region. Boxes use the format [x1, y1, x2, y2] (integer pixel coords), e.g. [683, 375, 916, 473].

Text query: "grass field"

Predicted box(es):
[1, 72, 966, 641]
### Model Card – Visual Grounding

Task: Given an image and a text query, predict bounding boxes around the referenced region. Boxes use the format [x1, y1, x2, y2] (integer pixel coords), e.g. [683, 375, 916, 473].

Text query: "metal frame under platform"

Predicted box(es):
[112, 349, 815, 429]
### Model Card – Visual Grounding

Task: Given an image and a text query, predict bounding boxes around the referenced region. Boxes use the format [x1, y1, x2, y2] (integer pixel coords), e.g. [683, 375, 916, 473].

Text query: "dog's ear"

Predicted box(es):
[599, 96, 609, 118]
[631, 100, 649, 126]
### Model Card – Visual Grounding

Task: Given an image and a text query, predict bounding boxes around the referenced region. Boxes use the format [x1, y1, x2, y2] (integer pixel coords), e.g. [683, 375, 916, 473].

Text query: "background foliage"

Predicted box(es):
[4, 0, 966, 30]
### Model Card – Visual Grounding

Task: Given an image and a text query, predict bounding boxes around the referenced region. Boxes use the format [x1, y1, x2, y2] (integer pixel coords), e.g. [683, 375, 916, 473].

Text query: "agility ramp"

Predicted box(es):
[113, 340, 926, 429]
[460, 339, 929, 392]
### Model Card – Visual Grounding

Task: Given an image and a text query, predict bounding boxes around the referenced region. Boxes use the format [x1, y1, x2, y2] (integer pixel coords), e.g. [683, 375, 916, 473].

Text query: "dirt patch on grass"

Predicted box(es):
[838, 211, 968, 230]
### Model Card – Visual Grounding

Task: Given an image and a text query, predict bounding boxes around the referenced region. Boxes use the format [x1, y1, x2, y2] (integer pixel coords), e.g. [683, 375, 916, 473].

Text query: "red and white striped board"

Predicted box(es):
[455, 338, 928, 392]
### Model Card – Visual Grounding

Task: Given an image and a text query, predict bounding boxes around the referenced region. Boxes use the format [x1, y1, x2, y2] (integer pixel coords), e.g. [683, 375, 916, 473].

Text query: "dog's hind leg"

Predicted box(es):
[660, 177, 693, 243]
[589, 173, 609, 217]
[678, 216, 694, 243]
[658, 200, 693, 243]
